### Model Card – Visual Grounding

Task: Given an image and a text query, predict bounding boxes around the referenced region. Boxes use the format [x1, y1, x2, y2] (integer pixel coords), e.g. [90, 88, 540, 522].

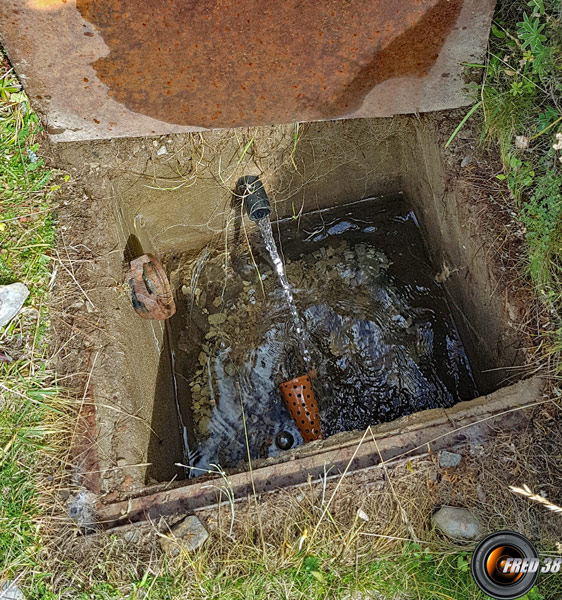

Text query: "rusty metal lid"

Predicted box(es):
[0, 0, 494, 141]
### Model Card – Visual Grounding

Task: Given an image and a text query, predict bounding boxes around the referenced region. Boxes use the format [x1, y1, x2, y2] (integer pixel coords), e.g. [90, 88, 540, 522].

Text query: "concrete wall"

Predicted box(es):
[402, 118, 524, 392]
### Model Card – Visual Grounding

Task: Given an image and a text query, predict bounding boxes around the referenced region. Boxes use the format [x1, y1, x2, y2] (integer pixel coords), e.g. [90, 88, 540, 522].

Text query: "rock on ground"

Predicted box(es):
[0, 283, 29, 327]
[438, 450, 462, 468]
[67, 489, 97, 531]
[432, 506, 482, 541]
[0, 581, 25, 600]
[159, 515, 209, 557]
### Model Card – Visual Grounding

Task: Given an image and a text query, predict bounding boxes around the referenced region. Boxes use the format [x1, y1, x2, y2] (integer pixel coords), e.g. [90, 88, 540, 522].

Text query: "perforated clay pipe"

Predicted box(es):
[279, 374, 323, 442]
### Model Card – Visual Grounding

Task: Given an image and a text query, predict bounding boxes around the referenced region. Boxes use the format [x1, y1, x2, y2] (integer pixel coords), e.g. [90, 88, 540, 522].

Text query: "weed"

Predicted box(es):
[479, 0, 562, 371]
[0, 50, 63, 586]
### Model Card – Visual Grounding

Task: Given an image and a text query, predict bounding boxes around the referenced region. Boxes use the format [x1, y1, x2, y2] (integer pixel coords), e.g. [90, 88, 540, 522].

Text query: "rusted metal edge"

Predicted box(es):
[0, 0, 496, 141]
[96, 377, 543, 529]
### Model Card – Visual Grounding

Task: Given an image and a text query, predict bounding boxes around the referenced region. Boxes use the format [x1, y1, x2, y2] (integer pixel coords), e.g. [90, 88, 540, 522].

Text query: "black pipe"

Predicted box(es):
[236, 175, 271, 222]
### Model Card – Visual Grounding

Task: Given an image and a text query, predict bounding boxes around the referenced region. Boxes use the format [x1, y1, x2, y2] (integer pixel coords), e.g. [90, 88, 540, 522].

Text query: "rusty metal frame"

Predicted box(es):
[97, 378, 541, 529]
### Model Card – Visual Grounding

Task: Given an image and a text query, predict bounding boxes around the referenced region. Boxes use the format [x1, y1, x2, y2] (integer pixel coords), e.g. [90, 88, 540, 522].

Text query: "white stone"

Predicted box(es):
[0, 581, 25, 600]
[0, 283, 29, 327]
[357, 508, 369, 522]
[432, 506, 482, 541]
[438, 450, 462, 468]
[159, 515, 209, 557]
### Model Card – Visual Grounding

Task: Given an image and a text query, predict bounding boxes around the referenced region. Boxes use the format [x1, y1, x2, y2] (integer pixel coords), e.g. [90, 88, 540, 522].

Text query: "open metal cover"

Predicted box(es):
[0, 0, 494, 141]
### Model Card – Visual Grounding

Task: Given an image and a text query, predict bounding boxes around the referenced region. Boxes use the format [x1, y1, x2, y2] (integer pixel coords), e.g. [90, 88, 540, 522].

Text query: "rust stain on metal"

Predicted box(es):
[0, 0, 494, 140]
[75, 0, 462, 128]
[97, 377, 540, 529]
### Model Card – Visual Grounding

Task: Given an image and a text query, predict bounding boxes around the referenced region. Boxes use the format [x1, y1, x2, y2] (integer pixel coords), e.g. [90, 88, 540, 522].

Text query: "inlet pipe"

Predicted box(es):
[236, 175, 323, 443]
[236, 175, 272, 222]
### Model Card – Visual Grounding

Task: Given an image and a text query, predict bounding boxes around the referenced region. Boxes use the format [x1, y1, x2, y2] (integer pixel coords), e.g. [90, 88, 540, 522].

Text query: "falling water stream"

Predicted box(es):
[256, 216, 313, 373]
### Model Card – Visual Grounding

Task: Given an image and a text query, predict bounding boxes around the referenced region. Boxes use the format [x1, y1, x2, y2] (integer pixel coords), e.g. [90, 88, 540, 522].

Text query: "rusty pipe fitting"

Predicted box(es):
[128, 253, 176, 320]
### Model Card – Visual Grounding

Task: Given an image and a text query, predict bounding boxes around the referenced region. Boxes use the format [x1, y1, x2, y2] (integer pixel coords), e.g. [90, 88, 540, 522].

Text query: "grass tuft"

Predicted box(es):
[479, 0, 562, 373]
[0, 50, 65, 586]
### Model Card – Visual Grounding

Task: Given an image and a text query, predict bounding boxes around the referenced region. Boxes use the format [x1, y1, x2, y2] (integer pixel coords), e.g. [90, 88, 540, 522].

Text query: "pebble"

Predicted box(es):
[0, 283, 29, 327]
[432, 506, 482, 541]
[357, 508, 369, 522]
[208, 313, 227, 325]
[197, 291, 207, 307]
[198, 352, 207, 366]
[224, 363, 236, 377]
[123, 528, 142, 544]
[439, 450, 462, 468]
[67, 490, 97, 532]
[159, 516, 209, 557]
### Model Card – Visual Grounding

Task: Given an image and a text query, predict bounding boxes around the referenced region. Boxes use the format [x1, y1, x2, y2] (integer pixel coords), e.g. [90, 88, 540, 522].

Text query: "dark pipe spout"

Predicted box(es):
[236, 175, 271, 222]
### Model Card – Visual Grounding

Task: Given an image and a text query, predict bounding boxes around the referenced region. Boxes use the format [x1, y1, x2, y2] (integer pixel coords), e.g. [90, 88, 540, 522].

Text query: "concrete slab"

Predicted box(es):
[0, 0, 495, 142]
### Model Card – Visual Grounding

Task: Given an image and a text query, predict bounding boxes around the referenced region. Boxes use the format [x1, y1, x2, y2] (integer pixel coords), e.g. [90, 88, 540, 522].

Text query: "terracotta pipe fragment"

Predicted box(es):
[279, 374, 323, 442]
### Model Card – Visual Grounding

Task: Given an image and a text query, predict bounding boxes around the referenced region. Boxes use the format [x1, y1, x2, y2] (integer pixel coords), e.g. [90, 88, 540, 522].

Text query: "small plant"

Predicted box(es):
[476, 0, 562, 372]
[517, 9, 551, 79]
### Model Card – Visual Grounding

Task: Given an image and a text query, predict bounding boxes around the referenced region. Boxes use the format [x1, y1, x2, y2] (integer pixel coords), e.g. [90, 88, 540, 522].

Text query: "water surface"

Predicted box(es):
[177, 195, 477, 473]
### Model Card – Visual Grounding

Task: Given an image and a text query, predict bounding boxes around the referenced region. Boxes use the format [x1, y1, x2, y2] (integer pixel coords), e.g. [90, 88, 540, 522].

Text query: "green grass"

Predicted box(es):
[0, 52, 62, 584]
[454, 0, 562, 369]
[28, 543, 558, 599]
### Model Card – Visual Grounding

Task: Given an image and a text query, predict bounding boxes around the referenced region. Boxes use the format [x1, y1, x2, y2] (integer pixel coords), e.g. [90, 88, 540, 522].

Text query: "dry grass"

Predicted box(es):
[25, 398, 560, 598]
